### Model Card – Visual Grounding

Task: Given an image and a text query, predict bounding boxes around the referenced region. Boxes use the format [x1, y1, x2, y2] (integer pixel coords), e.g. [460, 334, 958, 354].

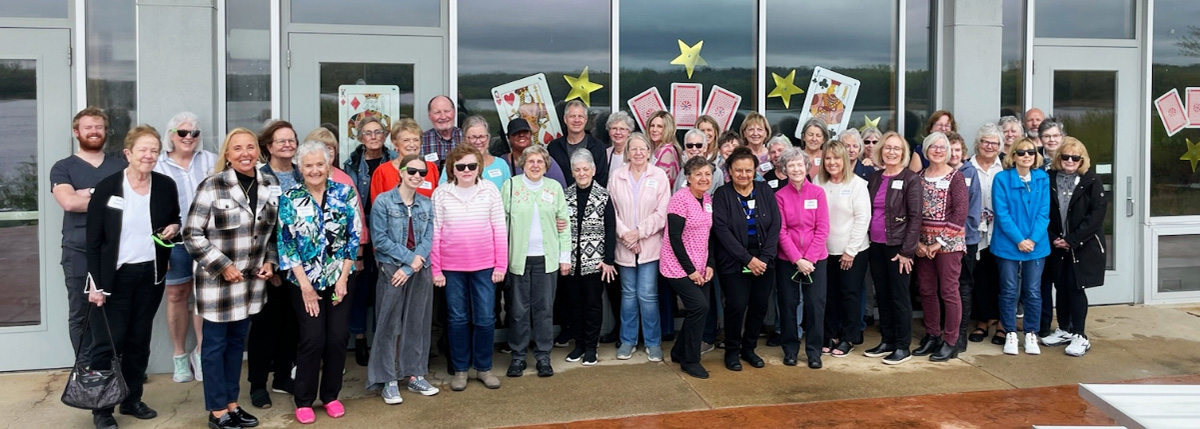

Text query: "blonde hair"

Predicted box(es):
[740, 112, 771, 145]
[873, 131, 912, 168]
[818, 140, 852, 184]
[1003, 137, 1044, 169]
[389, 118, 423, 150]
[215, 128, 259, 174]
[1050, 137, 1090, 173]
[647, 110, 678, 150]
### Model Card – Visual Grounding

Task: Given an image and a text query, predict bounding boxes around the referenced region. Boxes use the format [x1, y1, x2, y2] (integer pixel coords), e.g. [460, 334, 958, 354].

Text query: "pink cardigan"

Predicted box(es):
[775, 180, 830, 264]
[608, 164, 672, 267]
[430, 181, 508, 278]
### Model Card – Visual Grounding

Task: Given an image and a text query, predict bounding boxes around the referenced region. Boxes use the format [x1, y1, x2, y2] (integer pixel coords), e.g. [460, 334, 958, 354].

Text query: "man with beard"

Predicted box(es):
[421, 95, 462, 165]
[51, 106, 128, 361]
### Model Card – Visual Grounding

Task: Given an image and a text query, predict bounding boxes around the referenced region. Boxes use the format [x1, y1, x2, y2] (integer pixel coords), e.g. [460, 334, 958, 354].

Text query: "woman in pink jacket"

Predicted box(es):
[608, 132, 672, 362]
[774, 147, 830, 369]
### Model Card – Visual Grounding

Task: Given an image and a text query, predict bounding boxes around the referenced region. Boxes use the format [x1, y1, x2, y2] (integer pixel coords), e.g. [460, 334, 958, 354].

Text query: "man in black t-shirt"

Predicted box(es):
[50, 106, 127, 361]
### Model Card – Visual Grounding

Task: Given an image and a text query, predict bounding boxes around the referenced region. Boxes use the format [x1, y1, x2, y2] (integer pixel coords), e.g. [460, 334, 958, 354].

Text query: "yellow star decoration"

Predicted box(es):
[767, 69, 805, 109]
[563, 67, 604, 107]
[861, 115, 881, 130]
[670, 39, 707, 79]
[1181, 138, 1200, 173]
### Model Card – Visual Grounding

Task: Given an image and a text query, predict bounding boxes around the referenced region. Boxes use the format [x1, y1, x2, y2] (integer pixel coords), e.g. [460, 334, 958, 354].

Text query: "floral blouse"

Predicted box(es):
[278, 179, 362, 291]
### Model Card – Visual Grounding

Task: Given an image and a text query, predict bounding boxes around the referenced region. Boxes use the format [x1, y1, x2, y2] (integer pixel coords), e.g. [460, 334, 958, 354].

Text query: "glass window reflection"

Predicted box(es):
[1000, 0, 1024, 119]
[86, 0, 137, 153]
[290, 0, 439, 27]
[905, 0, 932, 143]
[1034, 0, 1134, 39]
[227, 0, 271, 139]
[1150, 0, 1200, 216]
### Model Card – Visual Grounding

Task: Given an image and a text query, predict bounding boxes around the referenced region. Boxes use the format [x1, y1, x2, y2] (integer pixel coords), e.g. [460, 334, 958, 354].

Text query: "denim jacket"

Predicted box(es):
[344, 145, 398, 213]
[371, 187, 433, 276]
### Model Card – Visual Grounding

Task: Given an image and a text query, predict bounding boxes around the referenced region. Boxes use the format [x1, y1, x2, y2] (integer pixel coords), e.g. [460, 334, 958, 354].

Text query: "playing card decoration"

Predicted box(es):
[1181, 138, 1200, 173]
[563, 66, 604, 107]
[492, 74, 563, 145]
[670, 39, 707, 79]
[702, 85, 742, 132]
[339, 85, 401, 164]
[795, 67, 861, 138]
[767, 69, 804, 109]
[627, 87, 667, 133]
[1156, 89, 1187, 137]
[670, 83, 703, 129]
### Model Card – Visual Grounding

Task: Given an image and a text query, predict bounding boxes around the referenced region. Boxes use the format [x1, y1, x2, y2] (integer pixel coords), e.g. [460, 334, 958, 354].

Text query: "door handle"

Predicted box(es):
[1125, 176, 1133, 217]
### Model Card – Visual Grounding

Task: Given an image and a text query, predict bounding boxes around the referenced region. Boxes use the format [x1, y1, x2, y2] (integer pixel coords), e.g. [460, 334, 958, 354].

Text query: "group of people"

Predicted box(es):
[56, 96, 1106, 429]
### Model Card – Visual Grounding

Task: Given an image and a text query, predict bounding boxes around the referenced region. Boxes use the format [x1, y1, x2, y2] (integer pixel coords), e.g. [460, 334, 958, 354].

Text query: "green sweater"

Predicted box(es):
[501, 175, 572, 274]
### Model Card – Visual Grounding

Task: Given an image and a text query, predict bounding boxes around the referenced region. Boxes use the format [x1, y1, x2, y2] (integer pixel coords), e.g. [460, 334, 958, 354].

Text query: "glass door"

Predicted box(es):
[1031, 46, 1140, 305]
[0, 28, 75, 370]
[286, 33, 444, 162]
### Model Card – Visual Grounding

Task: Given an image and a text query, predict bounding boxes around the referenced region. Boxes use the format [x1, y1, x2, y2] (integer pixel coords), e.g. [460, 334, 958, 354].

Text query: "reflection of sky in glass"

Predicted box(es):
[459, 0, 610, 75]
[906, 0, 931, 122]
[620, 0, 754, 70]
[290, 0, 439, 27]
[1153, 1, 1200, 66]
[1034, 0, 1133, 39]
[227, 0, 271, 133]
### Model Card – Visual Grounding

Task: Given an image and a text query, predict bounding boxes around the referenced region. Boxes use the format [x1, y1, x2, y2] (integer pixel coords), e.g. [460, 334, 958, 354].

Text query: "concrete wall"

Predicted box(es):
[940, 0, 1003, 147]
[137, 0, 217, 374]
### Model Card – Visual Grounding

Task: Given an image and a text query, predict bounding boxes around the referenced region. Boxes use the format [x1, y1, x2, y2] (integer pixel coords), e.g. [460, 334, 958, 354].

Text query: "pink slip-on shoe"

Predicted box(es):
[295, 407, 316, 424]
[324, 400, 345, 418]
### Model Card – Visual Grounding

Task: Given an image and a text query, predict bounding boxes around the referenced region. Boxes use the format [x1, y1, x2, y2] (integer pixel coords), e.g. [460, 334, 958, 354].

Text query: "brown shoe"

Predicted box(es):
[476, 370, 501, 389]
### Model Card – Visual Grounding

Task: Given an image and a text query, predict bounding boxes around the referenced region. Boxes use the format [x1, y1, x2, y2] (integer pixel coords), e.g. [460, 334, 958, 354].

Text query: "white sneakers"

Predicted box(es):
[1040, 328, 1072, 347]
[1003, 332, 1019, 355]
[1065, 334, 1091, 357]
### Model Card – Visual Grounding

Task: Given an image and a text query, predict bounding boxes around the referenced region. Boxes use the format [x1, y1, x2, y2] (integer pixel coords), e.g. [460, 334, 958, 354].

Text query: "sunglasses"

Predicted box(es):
[863, 139, 879, 145]
[405, 167, 428, 176]
[1014, 149, 1037, 157]
[175, 129, 200, 138]
[685, 143, 704, 149]
[454, 162, 479, 172]
[1059, 154, 1082, 162]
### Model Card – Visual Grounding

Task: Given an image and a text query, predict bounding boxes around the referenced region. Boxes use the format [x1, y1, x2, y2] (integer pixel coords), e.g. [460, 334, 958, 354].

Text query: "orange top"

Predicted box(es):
[370, 159, 439, 203]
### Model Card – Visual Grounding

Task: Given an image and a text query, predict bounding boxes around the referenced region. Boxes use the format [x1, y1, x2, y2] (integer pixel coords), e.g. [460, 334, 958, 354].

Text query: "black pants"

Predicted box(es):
[605, 274, 622, 335]
[1039, 250, 1057, 335]
[89, 261, 162, 416]
[567, 273, 605, 352]
[777, 259, 828, 359]
[290, 285, 352, 407]
[719, 264, 774, 355]
[1056, 261, 1089, 337]
[703, 278, 721, 343]
[824, 253, 868, 344]
[63, 249, 93, 361]
[667, 276, 709, 366]
[868, 243, 913, 349]
[658, 275, 676, 336]
[554, 273, 572, 337]
[972, 248, 1000, 322]
[247, 278, 298, 389]
[956, 244, 978, 350]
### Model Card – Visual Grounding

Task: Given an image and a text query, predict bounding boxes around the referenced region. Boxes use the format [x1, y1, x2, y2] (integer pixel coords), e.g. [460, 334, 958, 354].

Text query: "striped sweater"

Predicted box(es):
[430, 180, 508, 278]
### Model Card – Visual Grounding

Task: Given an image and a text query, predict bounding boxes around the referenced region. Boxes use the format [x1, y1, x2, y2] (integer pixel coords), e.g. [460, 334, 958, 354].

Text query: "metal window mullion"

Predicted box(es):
[611, 0, 620, 112]
[449, 0, 457, 103]
[897, 0, 907, 137]
[757, 0, 766, 113]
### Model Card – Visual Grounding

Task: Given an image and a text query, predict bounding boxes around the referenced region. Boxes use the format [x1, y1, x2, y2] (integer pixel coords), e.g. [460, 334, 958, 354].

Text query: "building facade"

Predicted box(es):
[1, 0, 1198, 372]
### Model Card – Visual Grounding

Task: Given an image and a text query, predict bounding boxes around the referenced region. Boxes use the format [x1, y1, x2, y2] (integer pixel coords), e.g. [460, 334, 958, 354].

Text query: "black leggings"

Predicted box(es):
[1055, 262, 1089, 337]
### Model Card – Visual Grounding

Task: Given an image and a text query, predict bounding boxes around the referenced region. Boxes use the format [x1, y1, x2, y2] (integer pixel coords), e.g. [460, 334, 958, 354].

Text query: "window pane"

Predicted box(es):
[0, 59, 42, 327]
[620, 0, 755, 132]
[0, 0, 68, 18]
[1159, 235, 1200, 293]
[766, 0, 897, 137]
[319, 63, 415, 139]
[86, 0, 137, 152]
[227, 0, 271, 137]
[1000, 0, 1024, 118]
[458, 0, 611, 138]
[1034, 0, 1134, 39]
[1053, 70, 1116, 270]
[1150, 0, 1200, 216]
[905, 0, 932, 142]
[290, 0, 438, 27]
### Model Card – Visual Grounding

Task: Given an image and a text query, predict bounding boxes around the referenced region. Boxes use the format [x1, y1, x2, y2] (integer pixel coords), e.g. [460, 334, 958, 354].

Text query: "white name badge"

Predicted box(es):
[804, 199, 818, 209]
[419, 181, 433, 190]
[759, 161, 773, 172]
[107, 196, 124, 210]
[296, 205, 315, 218]
[840, 189, 852, 197]
[488, 169, 502, 178]
[541, 189, 554, 203]
[424, 153, 439, 162]
[965, 177, 973, 187]
[768, 179, 779, 188]
[268, 185, 282, 197]
[646, 179, 659, 189]
[813, 157, 822, 166]
[704, 202, 713, 213]
[747, 199, 757, 210]
[891, 180, 904, 190]
[936, 180, 950, 189]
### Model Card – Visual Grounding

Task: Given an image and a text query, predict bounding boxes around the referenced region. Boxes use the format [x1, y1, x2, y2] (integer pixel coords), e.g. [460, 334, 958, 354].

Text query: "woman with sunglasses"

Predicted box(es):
[432, 144, 507, 392]
[368, 154, 438, 404]
[991, 137, 1050, 356]
[1042, 137, 1106, 357]
[501, 144, 571, 378]
[84, 125, 181, 429]
[153, 112, 216, 384]
[441, 115, 510, 190]
[860, 127, 883, 170]
[675, 129, 725, 192]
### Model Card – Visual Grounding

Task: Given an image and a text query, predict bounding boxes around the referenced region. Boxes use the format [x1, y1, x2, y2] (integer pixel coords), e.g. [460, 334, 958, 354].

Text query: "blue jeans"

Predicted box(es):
[618, 262, 661, 347]
[997, 257, 1044, 334]
[201, 318, 251, 411]
[445, 269, 496, 372]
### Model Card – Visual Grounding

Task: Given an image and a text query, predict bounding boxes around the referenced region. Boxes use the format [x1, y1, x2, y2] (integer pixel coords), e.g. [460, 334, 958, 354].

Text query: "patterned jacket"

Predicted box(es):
[565, 183, 615, 276]
[184, 168, 280, 323]
[277, 179, 362, 291]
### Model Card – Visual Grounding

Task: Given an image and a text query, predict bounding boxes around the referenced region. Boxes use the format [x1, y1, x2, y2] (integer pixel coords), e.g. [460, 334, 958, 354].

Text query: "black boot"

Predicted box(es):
[912, 335, 942, 356]
[355, 337, 370, 367]
[930, 341, 959, 362]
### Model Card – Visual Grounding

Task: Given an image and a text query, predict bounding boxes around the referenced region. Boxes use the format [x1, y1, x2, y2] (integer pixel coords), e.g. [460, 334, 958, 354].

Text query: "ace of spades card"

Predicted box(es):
[339, 85, 401, 163]
[795, 67, 860, 138]
[491, 74, 563, 145]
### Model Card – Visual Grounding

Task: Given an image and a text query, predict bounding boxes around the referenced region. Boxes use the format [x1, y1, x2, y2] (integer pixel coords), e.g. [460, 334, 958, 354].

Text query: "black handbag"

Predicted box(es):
[61, 307, 129, 410]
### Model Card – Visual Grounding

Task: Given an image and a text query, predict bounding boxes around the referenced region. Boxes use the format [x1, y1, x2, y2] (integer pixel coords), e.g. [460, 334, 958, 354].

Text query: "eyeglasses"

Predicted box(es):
[928, 145, 948, 152]
[466, 135, 489, 142]
[360, 130, 385, 138]
[175, 129, 200, 138]
[454, 162, 479, 172]
[405, 167, 428, 176]
[684, 143, 704, 149]
[1014, 149, 1037, 157]
[1059, 154, 1082, 162]
[609, 127, 631, 133]
[273, 138, 298, 146]
[980, 140, 1000, 147]
[1041, 133, 1063, 139]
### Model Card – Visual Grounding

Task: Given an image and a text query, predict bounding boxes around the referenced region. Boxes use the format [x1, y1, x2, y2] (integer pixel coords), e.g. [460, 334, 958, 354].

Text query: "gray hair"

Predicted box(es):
[295, 141, 332, 165]
[766, 135, 791, 150]
[922, 132, 949, 161]
[163, 111, 201, 152]
[975, 122, 1003, 152]
[1039, 118, 1065, 136]
[518, 143, 551, 171]
[356, 116, 386, 138]
[565, 99, 587, 116]
[570, 147, 595, 170]
[800, 117, 831, 142]
[625, 132, 651, 163]
[998, 115, 1021, 129]
[839, 128, 862, 152]
[607, 110, 635, 131]
[861, 126, 882, 141]
[683, 128, 707, 144]
[462, 115, 489, 135]
[778, 147, 810, 172]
